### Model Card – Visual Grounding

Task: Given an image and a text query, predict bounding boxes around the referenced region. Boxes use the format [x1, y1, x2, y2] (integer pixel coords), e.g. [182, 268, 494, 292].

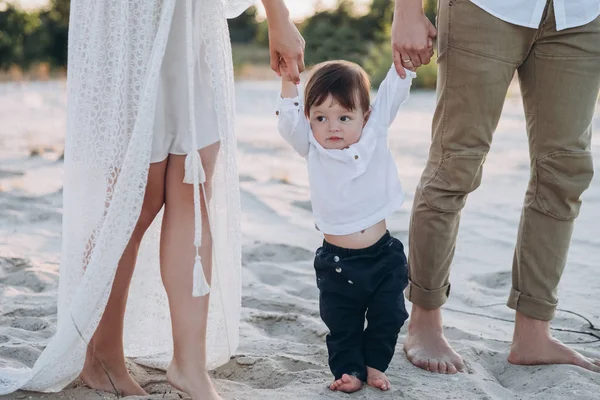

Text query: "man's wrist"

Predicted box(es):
[394, 0, 425, 16]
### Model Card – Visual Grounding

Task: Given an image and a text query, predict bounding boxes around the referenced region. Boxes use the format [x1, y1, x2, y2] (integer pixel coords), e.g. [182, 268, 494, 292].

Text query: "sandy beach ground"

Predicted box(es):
[1, 79, 599, 399]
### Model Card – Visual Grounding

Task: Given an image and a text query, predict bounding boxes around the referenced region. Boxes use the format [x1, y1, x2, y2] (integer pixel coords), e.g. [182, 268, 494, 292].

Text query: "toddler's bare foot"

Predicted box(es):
[366, 366, 390, 391]
[329, 373, 363, 393]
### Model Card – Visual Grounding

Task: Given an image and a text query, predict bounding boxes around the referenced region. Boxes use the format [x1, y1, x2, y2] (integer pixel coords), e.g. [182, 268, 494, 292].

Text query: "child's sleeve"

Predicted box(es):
[370, 65, 417, 128]
[276, 96, 310, 158]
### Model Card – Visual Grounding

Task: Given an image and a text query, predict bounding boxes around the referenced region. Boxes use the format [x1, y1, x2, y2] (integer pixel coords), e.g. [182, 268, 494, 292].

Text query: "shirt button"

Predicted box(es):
[354, 155, 359, 160]
[333, 256, 340, 262]
[294, 102, 299, 106]
[348, 280, 354, 284]
[275, 111, 279, 115]
[335, 267, 342, 273]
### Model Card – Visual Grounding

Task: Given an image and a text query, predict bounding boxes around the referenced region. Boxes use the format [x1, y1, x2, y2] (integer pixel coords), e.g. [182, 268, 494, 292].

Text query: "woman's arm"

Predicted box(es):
[261, 0, 305, 84]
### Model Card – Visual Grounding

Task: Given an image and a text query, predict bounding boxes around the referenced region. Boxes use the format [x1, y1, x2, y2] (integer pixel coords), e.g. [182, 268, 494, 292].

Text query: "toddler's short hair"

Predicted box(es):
[304, 60, 371, 118]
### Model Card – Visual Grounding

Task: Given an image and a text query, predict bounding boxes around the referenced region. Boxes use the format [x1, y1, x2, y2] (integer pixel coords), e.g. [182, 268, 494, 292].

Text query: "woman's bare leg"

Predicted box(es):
[161, 143, 221, 400]
[80, 160, 168, 396]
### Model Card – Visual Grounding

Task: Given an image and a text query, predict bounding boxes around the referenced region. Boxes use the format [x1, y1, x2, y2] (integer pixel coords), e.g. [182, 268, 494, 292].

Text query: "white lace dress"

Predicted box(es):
[0, 0, 255, 394]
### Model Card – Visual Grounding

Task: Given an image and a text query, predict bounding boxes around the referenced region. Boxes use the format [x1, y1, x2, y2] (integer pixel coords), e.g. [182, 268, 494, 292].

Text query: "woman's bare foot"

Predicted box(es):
[329, 374, 363, 393]
[366, 366, 390, 391]
[508, 311, 600, 372]
[404, 305, 465, 374]
[80, 350, 147, 396]
[167, 360, 222, 400]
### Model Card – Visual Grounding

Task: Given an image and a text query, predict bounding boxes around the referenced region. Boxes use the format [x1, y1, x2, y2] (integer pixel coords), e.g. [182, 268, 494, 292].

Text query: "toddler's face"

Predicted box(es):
[309, 95, 369, 150]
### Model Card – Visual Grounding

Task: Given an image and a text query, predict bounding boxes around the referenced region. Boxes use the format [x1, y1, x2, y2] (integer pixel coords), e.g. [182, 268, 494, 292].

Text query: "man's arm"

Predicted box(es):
[392, 0, 437, 78]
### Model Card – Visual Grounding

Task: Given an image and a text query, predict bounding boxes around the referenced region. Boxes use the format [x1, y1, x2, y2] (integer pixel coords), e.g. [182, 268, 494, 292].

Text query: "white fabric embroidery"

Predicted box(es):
[223, 0, 257, 18]
[0, 0, 246, 394]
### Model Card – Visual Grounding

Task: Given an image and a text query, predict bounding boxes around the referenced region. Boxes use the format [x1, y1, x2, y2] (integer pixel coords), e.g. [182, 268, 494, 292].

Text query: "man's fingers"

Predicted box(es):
[407, 51, 421, 69]
[428, 20, 438, 38]
[393, 50, 407, 78]
[419, 46, 433, 65]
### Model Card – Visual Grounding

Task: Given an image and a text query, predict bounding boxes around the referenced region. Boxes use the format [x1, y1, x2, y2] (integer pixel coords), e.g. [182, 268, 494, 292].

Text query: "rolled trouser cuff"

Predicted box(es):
[507, 287, 557, 321]
[405, 280, 450, 310]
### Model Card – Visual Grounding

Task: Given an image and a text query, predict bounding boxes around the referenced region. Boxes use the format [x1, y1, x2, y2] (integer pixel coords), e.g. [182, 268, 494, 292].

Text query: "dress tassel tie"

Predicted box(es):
[185, 0, 210, 297]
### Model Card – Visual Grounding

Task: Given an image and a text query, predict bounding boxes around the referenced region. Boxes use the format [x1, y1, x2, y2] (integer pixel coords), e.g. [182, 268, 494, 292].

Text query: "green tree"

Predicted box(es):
[0, 2, 41, 70]
[0, 0, 70, 71]
[228, 6, 259, 43]
[44, 0, 70, 68]
[424, 0, 437, 26]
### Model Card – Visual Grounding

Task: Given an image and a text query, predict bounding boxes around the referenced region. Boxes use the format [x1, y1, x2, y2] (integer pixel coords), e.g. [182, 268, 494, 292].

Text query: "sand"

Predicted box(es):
[1, 79, 599, 399]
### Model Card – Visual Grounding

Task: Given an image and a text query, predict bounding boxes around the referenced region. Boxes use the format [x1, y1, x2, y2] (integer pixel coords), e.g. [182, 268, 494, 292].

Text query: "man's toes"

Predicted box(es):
[572, 356, 600, 373]
[438, 361, 448, 374]
[446, 362, 458, 374]
[428, 359, 440, 373]
[416, 358, 429, 370]
[587, 361, 600, 373]
[413, 358, 427, 370]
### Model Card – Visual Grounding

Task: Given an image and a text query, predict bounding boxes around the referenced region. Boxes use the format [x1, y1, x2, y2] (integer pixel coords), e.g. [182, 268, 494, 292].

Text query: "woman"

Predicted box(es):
[0, 0, 304, 398]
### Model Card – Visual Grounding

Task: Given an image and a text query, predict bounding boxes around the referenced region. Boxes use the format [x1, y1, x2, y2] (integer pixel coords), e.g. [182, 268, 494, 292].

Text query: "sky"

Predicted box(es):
[15, 0, 372, 20]
[255, 0, 371, 20]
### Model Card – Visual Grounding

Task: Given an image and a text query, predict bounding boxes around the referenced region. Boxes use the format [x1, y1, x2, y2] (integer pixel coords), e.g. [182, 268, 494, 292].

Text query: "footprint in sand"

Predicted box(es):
[0, 257, 32, 276]
[0, 267, 55, 293]
[10, 317, 49, 332]
[242, 242, 314, 265]
[471, 270, 511, 290]
[247, 312, 326, 344]
[213, 355, 324, 389]
[0, 170, 25, 179]
[292, 200, 312, 212]
[3, 304, 57, 319]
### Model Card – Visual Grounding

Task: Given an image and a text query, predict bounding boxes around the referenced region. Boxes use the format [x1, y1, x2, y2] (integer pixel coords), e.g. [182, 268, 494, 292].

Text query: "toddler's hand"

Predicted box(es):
[279, 58, 295, 83]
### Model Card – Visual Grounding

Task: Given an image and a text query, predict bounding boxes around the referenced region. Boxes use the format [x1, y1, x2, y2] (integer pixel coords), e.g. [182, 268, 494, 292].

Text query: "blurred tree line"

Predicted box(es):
[1, 0, 437, 86]
[229, 0, 438, 87]
[0, 0, 68, 71]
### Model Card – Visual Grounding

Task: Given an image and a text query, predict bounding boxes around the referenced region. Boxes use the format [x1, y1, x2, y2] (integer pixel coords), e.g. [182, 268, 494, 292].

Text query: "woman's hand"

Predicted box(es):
[262, 0, 305, 84]
[391, 0, 436, 78]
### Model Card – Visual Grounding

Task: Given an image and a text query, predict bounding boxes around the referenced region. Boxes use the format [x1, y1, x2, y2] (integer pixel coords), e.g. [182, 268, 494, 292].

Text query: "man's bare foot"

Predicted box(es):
[404, 305, 465, 374]
[167, 360, 222, 400]
[80, 351, 147, 396]
[366, 366, 390, 391]
[508, 311, 600, 372]
[329, 374, 363, 393]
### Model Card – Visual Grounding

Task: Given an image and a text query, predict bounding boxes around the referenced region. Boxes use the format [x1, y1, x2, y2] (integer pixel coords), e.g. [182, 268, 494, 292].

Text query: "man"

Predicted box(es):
[392, 0, 600, 374]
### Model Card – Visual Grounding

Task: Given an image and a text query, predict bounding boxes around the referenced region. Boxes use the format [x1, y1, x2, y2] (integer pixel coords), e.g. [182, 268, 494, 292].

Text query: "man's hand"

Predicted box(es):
[392, 0, 437, 78]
